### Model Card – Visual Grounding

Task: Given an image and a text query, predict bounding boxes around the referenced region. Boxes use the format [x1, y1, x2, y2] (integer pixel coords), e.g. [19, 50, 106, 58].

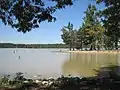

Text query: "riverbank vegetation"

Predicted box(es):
[61, 0, 120, 51]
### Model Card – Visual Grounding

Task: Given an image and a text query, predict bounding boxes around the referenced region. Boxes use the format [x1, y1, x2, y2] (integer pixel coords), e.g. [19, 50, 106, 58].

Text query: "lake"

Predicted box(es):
[0, 48, 120, 78]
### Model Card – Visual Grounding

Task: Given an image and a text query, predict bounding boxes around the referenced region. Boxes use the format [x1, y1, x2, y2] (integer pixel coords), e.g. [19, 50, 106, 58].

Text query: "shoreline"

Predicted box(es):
[61, 50, 120, 54]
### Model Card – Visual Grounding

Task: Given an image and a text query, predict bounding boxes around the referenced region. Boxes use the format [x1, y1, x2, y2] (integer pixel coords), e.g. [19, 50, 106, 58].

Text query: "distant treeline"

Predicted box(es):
[0, 43, 68, 48]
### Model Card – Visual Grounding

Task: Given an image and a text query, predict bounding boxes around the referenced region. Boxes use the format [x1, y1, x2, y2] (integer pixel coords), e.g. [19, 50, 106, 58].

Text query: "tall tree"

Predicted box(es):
[71, 29, 77, 50]
[97, 0, 120, 50]
[82, 4, 104, 50]
[76, 27, 84, 50]
[0, 0, 73, 33]
[61, 22, 76, 50]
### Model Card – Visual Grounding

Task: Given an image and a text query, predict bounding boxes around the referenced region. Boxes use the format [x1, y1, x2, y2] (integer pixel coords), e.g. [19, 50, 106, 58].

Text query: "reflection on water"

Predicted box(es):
[62, 52, 120, 77]
[0, 48, 120, 78]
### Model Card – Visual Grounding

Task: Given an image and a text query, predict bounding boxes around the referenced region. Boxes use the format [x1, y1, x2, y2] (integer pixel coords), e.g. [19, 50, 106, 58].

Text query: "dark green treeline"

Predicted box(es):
[0, 43, 68, 48]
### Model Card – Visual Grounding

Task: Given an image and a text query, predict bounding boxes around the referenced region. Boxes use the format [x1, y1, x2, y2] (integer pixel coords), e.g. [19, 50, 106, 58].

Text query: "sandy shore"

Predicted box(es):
[63, 50, 120, 54]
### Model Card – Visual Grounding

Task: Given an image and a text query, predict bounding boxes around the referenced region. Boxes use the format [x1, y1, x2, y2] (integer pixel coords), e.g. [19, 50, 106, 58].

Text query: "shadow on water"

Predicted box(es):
[95, 65, 120, 80]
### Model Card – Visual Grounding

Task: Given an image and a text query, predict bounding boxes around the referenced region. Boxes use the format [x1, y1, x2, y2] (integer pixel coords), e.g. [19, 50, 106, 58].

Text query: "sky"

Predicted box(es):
[0, 0, 104, 44]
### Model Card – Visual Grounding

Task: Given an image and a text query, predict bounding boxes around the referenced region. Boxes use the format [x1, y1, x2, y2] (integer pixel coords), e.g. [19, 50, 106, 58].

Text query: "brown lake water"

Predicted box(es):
[0, 48, 120, 78]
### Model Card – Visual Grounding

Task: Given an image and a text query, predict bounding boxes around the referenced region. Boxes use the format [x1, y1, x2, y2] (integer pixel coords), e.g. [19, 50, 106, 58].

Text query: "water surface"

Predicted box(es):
[63, 52, 120, 77]
[0, 49, 120, 78]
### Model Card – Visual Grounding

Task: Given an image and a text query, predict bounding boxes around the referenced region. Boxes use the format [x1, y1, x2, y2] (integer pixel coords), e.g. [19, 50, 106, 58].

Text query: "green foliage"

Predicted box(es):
[82, 4, 104, 50]
[61, 22, 77, 50]
[61, 4, 106, 50]
[0, 75, 10, 87]
[76, 27, 84, 50]
[1, 0, 120, 50]
[61, 1, 120, 50]
[61, 28, 71, 46]
[13, 72, 25, 83]
[73, 4, 105, 50]
[97, 0, 120, 49]
[0, 0, 73, 33]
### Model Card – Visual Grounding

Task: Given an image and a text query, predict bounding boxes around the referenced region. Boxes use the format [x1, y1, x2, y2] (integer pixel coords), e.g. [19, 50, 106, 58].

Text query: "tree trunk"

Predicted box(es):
[73, 47, 75, 51]
[93, 45, 96, 50]
[115, 39, 118, 50]
[85, 45, 87, 50]
[81, 43, 83, 50]
[73, 43, 75, 51]
[97, 45, 100, 50]
[69, 43, 72, 51]
[90, 45, 92, 51]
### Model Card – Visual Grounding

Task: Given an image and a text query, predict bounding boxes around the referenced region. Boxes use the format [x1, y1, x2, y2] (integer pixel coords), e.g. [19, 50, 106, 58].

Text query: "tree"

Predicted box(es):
[104, 35, 114, 50]
[82, 4, 104, 50]
[0, 0, 73, 33]
[71, 29, 77, 50]
[76, 27, 84, 50]
[61, 22, 76, 50]
[97, 0, 120, 50]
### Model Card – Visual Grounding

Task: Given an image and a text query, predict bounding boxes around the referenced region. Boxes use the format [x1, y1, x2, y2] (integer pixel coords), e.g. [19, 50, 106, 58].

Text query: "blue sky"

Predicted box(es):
[0, 0, 104, 44]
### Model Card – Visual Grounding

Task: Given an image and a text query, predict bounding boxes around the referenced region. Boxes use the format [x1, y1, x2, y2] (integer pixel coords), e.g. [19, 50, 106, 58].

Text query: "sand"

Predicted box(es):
[64, 50, 120, 54]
